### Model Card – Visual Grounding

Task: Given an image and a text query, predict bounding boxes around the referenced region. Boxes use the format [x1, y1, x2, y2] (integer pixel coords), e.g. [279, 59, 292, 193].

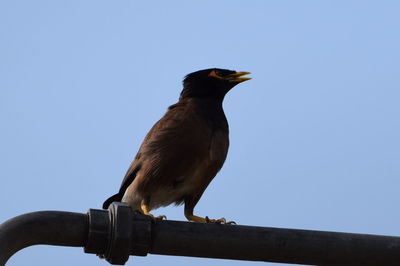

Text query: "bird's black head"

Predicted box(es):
[180, 68, 251, 101]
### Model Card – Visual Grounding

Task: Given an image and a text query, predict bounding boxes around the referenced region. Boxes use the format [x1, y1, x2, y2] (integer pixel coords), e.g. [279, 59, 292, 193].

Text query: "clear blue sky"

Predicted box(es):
[1, 1, 400, 265]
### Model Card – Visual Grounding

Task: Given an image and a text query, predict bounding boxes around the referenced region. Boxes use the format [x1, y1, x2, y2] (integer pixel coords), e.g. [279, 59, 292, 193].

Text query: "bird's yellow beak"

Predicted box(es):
[225, 71, 252, 83]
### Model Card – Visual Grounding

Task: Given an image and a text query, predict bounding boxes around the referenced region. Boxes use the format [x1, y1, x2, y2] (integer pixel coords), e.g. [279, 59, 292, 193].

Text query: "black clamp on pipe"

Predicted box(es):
[84, 202, 151, 265]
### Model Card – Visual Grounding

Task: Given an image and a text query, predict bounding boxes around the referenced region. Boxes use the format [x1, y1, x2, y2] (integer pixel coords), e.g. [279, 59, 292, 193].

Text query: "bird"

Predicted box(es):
[102, 68, 251, 224]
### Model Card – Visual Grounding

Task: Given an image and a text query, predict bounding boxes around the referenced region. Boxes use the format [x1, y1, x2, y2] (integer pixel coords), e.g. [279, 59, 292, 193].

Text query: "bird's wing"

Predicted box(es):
[132, 100, 213, 193]
[103, 100, 209, 208]
[104, 98, 228, 209]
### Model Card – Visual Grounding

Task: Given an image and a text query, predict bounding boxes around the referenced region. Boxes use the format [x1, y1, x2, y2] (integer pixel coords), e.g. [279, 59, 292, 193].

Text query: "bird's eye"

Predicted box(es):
[208, 70, 225, 80]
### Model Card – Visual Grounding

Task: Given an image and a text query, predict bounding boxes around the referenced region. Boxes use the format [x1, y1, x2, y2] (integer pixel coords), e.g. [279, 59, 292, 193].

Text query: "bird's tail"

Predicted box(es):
[102, 193, 122, 209]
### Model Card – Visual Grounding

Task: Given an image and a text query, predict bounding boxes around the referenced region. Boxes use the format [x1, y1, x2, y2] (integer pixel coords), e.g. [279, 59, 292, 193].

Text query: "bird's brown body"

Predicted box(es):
[103, 68, 250, 223]
[121, 97, 229, 213]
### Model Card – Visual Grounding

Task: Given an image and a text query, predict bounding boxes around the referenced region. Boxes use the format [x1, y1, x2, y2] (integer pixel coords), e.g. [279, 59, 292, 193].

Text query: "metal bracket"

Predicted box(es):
[84, 202, 151, 265]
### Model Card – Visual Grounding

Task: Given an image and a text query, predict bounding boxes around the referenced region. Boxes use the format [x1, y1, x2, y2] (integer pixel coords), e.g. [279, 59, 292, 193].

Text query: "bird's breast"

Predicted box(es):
[124, 99, 230, 210]
[208, 128, 229, 165]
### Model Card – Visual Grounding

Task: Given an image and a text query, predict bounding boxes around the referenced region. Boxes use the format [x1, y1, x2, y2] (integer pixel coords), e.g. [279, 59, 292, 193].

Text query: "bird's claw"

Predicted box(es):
[205, 216, 236, 225]
[138, 211, 167, 220]
[154, 215, 167, 220]
[148, 213, 167, 220]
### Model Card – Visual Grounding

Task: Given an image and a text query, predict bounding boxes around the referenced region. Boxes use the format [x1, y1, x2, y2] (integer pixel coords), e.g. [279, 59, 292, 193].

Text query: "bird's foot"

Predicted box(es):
[140, 201, 167, 220]
[134, 210, 167, 220]
[205, 216, 236, 225]
[142, 211, 167, 220]
[152, 214, 167, 220]
[186, 214, 235, 224]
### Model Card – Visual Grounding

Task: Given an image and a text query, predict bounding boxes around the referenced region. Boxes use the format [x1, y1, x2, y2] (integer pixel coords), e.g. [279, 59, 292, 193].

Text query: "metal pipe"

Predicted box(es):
[0, 211, 87, 265]
[149, 220, 400, 265]
[2, 204, 400, 265]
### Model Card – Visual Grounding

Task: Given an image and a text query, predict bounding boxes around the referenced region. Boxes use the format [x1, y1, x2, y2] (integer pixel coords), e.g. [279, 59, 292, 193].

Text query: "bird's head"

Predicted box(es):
[180, 68, 251, 101]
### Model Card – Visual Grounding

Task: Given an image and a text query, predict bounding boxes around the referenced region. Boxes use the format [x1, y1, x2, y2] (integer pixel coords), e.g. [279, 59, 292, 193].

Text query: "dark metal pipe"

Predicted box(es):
[149, 220, 400, 265]
[0, 211, 88, 265]
[2, 204, 400, 265]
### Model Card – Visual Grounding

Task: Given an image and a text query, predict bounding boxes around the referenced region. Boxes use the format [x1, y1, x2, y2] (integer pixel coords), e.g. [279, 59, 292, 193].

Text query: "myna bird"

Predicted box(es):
[103, 68, 251, 223]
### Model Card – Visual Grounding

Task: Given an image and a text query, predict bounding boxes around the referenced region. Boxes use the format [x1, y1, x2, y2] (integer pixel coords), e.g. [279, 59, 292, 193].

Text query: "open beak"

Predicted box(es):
[225, 71, 252, 83]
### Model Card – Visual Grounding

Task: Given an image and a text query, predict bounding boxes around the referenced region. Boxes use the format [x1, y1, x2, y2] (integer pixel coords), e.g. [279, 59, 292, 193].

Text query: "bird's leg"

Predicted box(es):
[140, 199, 167, 220]
[184, 205, 235, 225]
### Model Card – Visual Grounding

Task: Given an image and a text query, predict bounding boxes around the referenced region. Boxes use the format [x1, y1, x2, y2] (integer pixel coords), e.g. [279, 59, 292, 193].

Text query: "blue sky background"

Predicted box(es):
[1, 1, 400, 265]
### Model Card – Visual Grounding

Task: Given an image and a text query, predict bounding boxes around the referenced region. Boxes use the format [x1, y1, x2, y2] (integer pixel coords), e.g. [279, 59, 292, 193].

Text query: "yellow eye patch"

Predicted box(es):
[208, 70, 225, 80]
